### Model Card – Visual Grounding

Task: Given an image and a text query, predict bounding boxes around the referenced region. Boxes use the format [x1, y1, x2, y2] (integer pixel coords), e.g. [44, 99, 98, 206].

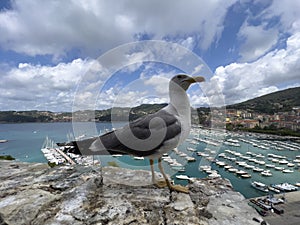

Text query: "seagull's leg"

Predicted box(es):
[158, 157, 189, 193]
[150, 159, 167, 188]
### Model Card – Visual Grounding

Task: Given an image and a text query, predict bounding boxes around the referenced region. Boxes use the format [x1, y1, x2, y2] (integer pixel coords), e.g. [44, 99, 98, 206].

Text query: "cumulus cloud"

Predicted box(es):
[0, 0, 237, 57]
[211, 32, 300, 105]
[264, 0, 300, 33]
[238, 24, 278, 61]
[0, 58, 96, 111]
[0, 0, 300, 112]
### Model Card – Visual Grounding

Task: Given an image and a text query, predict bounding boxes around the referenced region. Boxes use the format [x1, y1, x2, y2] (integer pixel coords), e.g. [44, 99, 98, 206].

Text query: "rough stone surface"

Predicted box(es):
[0, 160, 264, 225]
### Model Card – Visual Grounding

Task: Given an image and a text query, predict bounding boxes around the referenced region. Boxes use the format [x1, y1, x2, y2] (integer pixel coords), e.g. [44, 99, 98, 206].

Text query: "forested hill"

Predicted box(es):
[1, 87, 299, 122]
[227, 87, 300, 114]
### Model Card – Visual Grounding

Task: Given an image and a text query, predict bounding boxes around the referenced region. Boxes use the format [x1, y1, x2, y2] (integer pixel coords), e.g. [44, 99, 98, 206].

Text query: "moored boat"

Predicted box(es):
[133, 156, 144, 160]
[228, 168, 239, 173]
[261, 170, 272, 176]
[251, 181, 269, 193]
[265, 164, 275, 168]
[186, 156, 196, 162]
[176, 174, 190, 180]
[282, 169, 294, 173]
[253, 167, 264, 172]
[273, 183, 298, 192]
[268, 186, 280, 193]
[241, 173, 251, 178]
[275, 166, 284, 171]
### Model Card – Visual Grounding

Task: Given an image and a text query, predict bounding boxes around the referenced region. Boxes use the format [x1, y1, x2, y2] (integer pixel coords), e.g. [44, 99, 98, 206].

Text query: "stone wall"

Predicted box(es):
[0, 161, 265, 225]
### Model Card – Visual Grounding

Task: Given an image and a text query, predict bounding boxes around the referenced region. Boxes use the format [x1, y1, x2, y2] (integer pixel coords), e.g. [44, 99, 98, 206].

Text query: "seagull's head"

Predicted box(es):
[170, 74, 205, 91]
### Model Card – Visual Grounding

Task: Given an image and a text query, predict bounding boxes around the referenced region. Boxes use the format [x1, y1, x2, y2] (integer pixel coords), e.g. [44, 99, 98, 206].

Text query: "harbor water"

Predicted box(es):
[1, 122, 299, 199]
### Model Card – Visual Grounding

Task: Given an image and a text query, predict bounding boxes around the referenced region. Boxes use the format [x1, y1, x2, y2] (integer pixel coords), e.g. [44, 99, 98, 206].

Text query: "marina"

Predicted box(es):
[41, 136, 99, 166]
[37, 124, 300, 198]
[1, 122, 299, 199]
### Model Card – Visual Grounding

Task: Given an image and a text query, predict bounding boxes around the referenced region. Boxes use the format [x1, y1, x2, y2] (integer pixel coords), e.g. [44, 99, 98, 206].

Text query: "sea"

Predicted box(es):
[0, 122, 299, 199]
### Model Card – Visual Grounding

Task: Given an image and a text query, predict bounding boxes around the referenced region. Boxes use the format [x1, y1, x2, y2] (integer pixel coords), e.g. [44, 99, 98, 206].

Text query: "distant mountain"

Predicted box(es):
[227, 87, 300, 114]
[1, 87, 299, 123]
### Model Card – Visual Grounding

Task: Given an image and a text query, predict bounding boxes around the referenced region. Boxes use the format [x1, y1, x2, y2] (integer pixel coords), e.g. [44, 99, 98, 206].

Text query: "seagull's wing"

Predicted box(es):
[67, 109, 181, 156]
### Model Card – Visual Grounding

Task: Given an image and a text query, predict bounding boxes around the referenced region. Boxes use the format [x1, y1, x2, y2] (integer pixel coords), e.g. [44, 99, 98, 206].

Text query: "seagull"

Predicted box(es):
[58, 74, 205, 193]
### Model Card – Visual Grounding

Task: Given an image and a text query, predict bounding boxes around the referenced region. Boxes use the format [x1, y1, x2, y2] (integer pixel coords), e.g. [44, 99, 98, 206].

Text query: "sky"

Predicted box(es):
[0, 0, 300, 112]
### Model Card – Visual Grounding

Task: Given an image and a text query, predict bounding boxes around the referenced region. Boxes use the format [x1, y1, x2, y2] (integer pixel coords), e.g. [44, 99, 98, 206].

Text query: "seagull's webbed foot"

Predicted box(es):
[168, 184, 189, 194]
[157, 157, 189, 194]
[154, 178, 168, 188]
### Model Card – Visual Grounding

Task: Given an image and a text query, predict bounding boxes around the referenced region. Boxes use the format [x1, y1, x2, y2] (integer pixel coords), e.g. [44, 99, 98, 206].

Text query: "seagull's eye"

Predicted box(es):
[177, 75, 183, 79]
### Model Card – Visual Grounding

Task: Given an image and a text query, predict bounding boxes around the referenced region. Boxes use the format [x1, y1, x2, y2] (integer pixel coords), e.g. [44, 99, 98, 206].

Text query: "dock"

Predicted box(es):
[55, 148, 76, 165]
[249, 191, 300, 225]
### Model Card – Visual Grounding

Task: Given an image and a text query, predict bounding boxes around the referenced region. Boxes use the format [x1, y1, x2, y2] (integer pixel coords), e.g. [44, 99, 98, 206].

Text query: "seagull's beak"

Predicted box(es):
[186, 76, 205, 83]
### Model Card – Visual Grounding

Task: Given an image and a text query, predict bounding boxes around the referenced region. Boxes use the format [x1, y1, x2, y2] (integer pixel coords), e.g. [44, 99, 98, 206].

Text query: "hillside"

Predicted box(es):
[1, 87, 299, 123]
[227, 87, 300, 114]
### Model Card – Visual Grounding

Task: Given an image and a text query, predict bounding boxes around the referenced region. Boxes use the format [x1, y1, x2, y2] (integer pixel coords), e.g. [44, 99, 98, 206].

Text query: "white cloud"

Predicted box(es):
[238, 24, 278, 61]
[0, 58, 97, 111]
[264, 0, 300, 33]
[143, 75, 171, 96]
[0, 0, 237, 57]
[211, 32, 300, 105]
[236, 0, 300, 63]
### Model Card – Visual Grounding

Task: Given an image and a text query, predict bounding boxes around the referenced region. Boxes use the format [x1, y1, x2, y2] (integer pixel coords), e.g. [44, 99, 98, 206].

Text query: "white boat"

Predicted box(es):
[186, 156, 196, 162]
[261, 170, 272, 176]
[236, 170, 247, 175]
[268, 186, 280, 193]
[187, 147, 196, 152]
[179, 152, 187, 157]
[275, 166, 284, 171]
[112, 154, 123, 157]
[208, 172, 221, 178]
[272, 158, 279, 163]
[133, 156, 144, 160]
[176, 175, 190, 180]
[170, 161, 183, 167]
[295, 182, 300, 187]
[282, 169, 294, 173]
[273, 183, 298, 192]
[257, 160, 266, 165]
[245, 164, 255, 169]
[216, 161, 226, 167]
[278, 159, 289, 164]
[228, 168, 238, 173]
[265, 164, 275, 168]
[241, 173, 251, 178]
[253, 167, 264, 172]
[199, 165, 211, 172]
[255, 154, 265, 158]
[236, 161, 247, 166]
[251, 181, 269, 193]
[287, 163, 295, 167]
[218, 153, 226, 158]
[224, 165, 233, 170]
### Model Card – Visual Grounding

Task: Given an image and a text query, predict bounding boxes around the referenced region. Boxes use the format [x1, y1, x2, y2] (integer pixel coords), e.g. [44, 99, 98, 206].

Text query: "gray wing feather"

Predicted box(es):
[74, 109, 181, 156]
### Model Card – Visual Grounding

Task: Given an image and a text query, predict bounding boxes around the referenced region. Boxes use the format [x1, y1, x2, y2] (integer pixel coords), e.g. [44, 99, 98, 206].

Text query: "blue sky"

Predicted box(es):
[0, 0, 300, 111]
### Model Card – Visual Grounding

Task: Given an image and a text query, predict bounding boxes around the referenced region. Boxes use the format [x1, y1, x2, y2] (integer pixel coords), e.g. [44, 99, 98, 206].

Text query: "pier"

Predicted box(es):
[55, 148, 76, 165]
[249, 191, 300, 225]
